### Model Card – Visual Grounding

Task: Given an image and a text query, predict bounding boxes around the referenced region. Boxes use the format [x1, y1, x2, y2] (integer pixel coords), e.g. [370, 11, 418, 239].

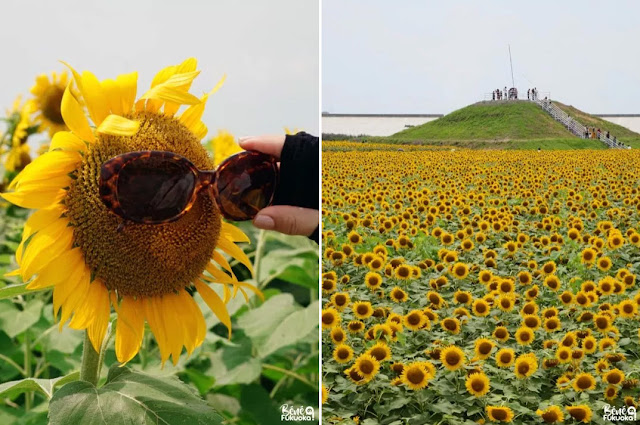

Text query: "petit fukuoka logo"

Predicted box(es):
[280, 404, 315, 421]
[603, 404, 636, 422]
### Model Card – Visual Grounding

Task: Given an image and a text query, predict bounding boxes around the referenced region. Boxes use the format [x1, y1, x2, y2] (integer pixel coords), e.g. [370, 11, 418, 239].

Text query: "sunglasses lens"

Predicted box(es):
[216, 152, 278, 221]
[117, 156, 195, 222]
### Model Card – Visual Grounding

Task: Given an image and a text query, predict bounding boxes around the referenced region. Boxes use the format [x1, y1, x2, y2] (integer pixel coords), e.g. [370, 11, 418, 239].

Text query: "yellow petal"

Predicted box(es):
[117, 72, 138, 113]
[101, 78, 123, 116]
[97, 115, 140, 136]
[49, 131, 86, 152]
[58, 268, 91, 328]
[204, 262, 236, 284]
[52, 262, 87, 319]
[212, 250, 233, 273]
[61, 83, 94, 143]
[195, 279, 231, 338]
[87, 285, 111, 353]
[141, 84, 200, 106]
[80, 71, 110, 126]
[26, 247, 84, 290]
[18, 204, 66, 266]
[1, 188, 66, 210]
[217, 237, 254, 276]
[221, 221, 251, 243]
[233, 281, 265, 301]
[60, 61, 83, 92]
[161, 294, 184, 365]
[175, 289, 205, 354]
[20, 219, 73, 280]
[143, 297, 171, 366]
[115, 296, 145, 364]
[9, 150, 80, 190]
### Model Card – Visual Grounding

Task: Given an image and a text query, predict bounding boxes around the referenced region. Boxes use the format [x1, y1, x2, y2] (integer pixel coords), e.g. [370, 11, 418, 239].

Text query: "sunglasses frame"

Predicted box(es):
[99, 150, 278, 224]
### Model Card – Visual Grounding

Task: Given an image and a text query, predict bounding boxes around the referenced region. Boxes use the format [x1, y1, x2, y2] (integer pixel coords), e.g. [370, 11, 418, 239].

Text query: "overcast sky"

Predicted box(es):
[323, 0, 640, 115]
[1, 0, 318, 141]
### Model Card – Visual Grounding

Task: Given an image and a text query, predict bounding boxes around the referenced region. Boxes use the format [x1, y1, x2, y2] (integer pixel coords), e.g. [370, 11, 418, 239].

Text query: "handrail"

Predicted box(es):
[533, 99, 627, 149]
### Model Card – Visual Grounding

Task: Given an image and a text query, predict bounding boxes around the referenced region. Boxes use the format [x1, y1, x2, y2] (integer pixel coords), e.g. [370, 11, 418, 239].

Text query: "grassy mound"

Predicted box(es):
[393, 101, 575, 141]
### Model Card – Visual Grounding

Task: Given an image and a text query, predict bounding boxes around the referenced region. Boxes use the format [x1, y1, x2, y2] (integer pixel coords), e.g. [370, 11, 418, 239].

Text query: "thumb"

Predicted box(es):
[252, 206, 318, 237]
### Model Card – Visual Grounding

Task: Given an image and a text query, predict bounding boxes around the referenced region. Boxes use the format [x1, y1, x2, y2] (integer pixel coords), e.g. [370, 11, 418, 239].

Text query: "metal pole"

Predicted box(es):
[508, 44, 515, 89]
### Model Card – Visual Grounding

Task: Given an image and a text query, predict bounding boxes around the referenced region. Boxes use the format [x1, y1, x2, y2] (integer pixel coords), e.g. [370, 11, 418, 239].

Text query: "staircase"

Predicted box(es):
[533, 99, 629, 149]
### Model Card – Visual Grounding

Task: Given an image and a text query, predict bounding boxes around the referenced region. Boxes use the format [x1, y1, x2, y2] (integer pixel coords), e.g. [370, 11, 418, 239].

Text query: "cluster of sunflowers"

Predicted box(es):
[323, 140, 446, 152]
[1, 59, 258, 366]
[321, 146, 640, 424]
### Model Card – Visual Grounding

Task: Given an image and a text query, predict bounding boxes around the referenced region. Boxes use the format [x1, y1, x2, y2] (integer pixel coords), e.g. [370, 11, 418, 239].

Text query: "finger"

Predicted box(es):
[238, 135, 285, 159]
[252, 206, 318, 237]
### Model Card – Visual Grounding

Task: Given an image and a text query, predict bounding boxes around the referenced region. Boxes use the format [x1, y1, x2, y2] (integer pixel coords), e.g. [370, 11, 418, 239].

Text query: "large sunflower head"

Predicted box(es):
[2, 59, 260, 366]
[30, 70, 72, 135]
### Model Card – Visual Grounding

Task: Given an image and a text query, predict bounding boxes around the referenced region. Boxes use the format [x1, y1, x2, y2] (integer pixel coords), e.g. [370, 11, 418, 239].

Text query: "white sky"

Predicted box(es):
[1, 0, 319, 140]
[323, 0, 640, 115]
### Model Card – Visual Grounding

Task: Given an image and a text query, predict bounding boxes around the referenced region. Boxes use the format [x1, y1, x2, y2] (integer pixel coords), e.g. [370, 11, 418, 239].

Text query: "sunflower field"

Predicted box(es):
[321, 144, 640, 425]
[0, 62, 319, 424]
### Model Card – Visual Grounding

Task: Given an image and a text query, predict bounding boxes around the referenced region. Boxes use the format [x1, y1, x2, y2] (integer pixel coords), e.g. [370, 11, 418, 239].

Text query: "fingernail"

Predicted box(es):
[237, 137, 253, 145]
[253, 214, 274, 230]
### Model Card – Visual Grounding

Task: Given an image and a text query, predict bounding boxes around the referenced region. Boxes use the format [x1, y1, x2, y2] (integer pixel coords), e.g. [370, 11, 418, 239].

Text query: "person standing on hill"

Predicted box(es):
[527, 89, 530, 100]
[504, 86, 508, 100]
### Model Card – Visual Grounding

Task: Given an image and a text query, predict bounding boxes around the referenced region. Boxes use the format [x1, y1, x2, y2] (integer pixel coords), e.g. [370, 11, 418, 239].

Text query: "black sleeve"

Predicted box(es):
[272, 132, 319, 243]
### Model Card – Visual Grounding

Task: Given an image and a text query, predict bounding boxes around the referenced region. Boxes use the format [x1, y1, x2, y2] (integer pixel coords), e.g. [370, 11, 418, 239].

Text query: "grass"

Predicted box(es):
[554, 102, 639, 139]
[393, 101, 574, 141]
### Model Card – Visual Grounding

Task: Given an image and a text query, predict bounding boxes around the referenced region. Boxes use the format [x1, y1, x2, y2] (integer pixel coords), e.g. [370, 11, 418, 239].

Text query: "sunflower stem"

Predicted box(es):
[24, 331, 31, 412]
[254, 229, 267, 288]
[79, 331, 100, 386]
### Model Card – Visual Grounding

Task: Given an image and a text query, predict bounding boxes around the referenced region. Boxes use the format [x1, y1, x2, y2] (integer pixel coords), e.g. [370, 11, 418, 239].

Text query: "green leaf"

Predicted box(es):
[258, 248, 319, 288]
[0, 299, 45, 338]
[255, 300, 319, 358]
[237, 294, 299, 342]
[239, 384, 283, 425]
[0, 371, 79, 399]
[48, 365, 224, 425]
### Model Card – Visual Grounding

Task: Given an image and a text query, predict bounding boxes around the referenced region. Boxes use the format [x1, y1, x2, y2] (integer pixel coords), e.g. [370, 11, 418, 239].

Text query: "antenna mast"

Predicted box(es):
[508, 44, 515, 88]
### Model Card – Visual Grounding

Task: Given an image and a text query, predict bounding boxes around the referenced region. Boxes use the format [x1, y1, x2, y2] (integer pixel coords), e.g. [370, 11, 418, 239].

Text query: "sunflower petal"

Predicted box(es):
[58, 268, 91, 328]
[26, 247, 84, 290]
[86, 284, 111, 353]
[20, 219, 73, 280]
[15, 204, 64, 265]
[49, 131, 86, 152]
[80, 71, 110, 126]
[212, 250, 233, 273]
[162, 294, 184, 365]
[9, 150, 81, 190]
[204, 263, 236, 284]
[97, 115, 140, 136]
[216, 237, 254, 275]
[195, 279, 232, 338]
[221, 221, 251, 243]
[101, 78, 123, 116]
[52, 262, 87, 320]
[115, 296, 145, 364]
[143, 297, 171, 366]
[176, 290, 206, 354]
[117, 72, 138, 113]
[141, 85, 200, 106]
[61, 83, 94, 143]
[60, 61, 83, 92]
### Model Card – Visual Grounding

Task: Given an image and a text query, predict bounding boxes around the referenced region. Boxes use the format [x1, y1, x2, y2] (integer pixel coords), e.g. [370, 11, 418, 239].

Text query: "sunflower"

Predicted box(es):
[451, 262, 469, 279]
[597, 256, 612, 272]
[352, 301, 374, 319]
[404, 310, 427, 331]
[1, 60, 265, 365]
[354, 354, 380, 380]
[208, 129, 242, 166]
[389, 286, 408, 303]
[401, 362, 431, 390]
[618, 299, 637, 318]
[465, 372, 490, 397]
[472, 299, 490, 317]
[565, 405, 592, 423]
[493, 326, 509, 342]
[330, 327, 346, 344]
[604, 368, 625, 385]
[535, 406, 564, 423]
[440, 345, 466, 371]
[344, 366, 367, 385]
[541, 261, 557, 275]
[543, 317, 561, 333]
[321, 384, 328, 404]
[367, 342, 391, 362]
[514, 353, 538, 378]
[581, 336, 597, 353]
[330, 292, 350, 311]
[604, 385, 618, 401]
[333, 344, 354, 364]
[593, 313, 611, 333]
[322, 308, 341, 329]
[486, 406, 514, 423]
[515, 327, 534, 346]
[581, 247, 596, 265]
[347, 320, 365, 333]
[555, 346, 572, 364]
[572, 372, 596, 392]
[474, 338, 494, 359]
[30, 70, 72, 135]
[495, 348, 515, 368]
[440, 317, 461, 334]
[364, 272, 383, 290]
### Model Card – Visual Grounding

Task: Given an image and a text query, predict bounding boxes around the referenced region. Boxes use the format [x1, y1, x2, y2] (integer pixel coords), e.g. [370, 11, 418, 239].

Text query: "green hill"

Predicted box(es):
[394, 101, 575, 141]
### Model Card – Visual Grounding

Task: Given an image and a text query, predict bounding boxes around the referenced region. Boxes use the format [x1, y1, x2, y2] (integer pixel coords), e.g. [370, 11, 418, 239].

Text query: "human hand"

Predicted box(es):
[238, 135, 319, 237]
